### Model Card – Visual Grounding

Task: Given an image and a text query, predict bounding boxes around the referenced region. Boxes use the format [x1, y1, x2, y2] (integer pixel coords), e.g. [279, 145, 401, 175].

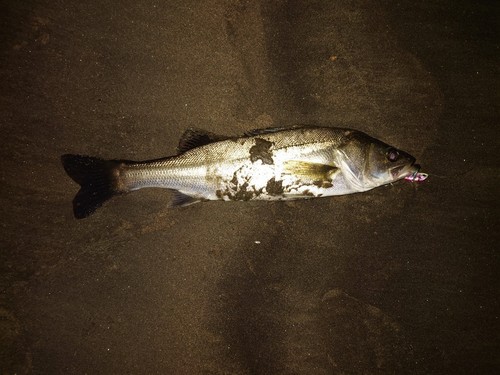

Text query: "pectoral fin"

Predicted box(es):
[283, 160, 338, 187]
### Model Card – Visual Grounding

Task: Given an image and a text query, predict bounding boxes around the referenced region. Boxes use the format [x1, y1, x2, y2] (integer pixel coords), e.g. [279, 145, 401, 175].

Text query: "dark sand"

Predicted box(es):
[1, 1, 498, 373]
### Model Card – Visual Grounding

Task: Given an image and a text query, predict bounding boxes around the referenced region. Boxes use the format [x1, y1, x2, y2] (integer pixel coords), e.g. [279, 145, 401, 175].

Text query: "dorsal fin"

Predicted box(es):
[177, 128, 228, 153]
[244, 125, 316, 137]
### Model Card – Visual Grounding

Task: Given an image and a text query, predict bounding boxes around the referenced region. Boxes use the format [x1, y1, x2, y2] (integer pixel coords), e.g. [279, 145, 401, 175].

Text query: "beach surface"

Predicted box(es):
[1, 1, 498, 373]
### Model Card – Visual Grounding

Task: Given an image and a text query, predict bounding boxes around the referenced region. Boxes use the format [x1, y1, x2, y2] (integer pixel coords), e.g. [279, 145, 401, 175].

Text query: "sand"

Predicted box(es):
[1, 0, 498, 373]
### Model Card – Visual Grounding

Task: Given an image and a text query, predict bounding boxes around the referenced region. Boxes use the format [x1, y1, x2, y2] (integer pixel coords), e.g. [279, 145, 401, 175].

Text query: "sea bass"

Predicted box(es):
[61, 126, 425, 219]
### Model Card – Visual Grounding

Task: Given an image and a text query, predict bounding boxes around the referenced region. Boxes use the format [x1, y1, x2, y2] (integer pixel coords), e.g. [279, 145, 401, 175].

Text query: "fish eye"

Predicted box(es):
[386, 148, 400, 162]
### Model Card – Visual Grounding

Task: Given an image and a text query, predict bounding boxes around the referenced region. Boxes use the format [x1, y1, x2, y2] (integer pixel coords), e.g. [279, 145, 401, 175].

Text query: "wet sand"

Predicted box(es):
[1, 0, 498, 373]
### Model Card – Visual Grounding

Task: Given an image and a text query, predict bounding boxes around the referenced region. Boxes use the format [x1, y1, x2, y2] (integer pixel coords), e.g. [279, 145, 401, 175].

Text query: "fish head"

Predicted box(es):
[339, 131, 418, 190]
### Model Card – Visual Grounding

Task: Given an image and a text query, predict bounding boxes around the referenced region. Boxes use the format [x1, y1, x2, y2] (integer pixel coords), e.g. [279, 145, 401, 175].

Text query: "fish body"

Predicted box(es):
[62, 126, 420, 218]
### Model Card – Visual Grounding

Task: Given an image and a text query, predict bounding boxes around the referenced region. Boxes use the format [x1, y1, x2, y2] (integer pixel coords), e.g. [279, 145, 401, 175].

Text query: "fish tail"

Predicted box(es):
[61, 154, 130, 219]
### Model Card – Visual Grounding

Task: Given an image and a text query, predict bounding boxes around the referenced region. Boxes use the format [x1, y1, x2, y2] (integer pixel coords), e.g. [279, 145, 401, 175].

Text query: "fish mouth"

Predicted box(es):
[391, 162, 419, 180]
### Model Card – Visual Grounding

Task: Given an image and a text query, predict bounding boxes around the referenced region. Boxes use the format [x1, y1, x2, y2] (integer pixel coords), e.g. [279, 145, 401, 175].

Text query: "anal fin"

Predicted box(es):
[170, 190, 201, 207]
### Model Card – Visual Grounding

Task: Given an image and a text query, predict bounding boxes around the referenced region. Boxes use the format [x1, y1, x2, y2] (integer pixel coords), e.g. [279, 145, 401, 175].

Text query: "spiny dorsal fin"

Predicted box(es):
[177, 128, 228, 153]
[283, 160, 338, 185]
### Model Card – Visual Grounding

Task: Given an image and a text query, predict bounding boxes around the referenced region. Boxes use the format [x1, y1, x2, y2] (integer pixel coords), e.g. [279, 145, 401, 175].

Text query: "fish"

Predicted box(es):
[61, 126, 424, 219]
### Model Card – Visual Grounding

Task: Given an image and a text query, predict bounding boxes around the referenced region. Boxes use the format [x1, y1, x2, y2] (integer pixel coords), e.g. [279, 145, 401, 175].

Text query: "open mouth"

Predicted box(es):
[391, 162, 419, 180]
[404, 164, 429, 182]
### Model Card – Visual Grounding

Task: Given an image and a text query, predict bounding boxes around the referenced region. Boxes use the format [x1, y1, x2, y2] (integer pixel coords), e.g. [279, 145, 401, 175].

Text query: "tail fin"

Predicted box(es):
[61, 154, 128, 219]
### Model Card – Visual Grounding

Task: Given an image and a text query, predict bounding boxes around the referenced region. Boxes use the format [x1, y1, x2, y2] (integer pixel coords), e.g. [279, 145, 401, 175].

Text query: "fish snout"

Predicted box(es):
[390, 158, 418, 180]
